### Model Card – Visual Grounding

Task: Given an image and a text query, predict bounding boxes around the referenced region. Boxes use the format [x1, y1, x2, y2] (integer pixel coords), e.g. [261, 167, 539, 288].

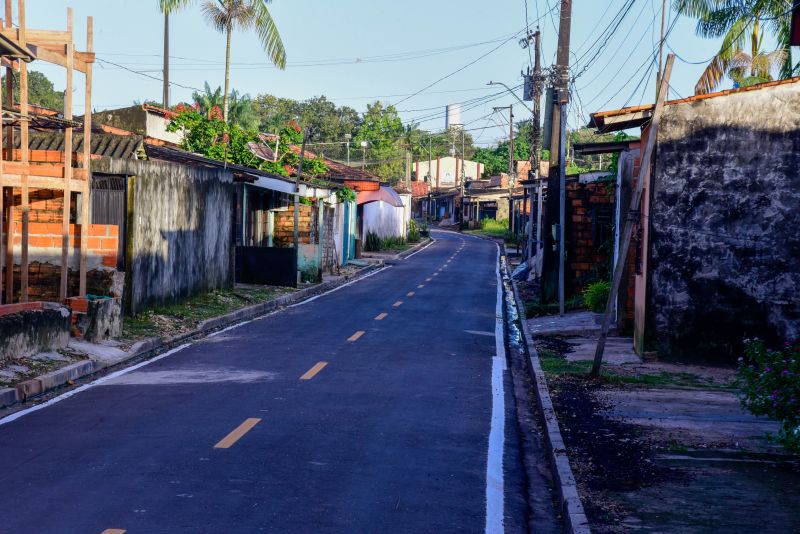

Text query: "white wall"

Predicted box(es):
[414, 157, 484, 186]
[362, 201, 405, 239]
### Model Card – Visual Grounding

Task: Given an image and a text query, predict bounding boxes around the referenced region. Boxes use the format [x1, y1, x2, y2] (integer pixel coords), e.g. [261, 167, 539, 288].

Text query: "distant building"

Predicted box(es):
[413, 156, 484, 189]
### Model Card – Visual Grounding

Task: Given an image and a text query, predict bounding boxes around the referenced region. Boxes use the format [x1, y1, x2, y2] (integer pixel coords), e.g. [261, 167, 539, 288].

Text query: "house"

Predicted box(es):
[587, 77, 800, 359]
[462, 175, 512, 226]
[413, 156, 484, 189]
[91, 104, 184, 146]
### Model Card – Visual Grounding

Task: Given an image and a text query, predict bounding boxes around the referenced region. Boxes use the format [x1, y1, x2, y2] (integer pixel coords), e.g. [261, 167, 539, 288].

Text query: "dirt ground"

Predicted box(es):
[536, 335, 800, 533]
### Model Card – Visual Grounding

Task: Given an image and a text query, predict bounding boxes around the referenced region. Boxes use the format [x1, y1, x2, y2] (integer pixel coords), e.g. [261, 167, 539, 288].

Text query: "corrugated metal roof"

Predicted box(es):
[17, 132, 143, 159]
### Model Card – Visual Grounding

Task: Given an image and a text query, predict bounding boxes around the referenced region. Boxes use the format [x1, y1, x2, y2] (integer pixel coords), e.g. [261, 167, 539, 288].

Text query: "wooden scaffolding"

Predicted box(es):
[0, 0, 94, 304]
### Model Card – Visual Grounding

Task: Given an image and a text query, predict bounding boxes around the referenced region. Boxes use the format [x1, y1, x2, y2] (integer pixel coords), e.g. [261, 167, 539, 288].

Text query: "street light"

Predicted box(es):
[487, 81, 532, 112]
[344, 133, 352, 166]
[360, 140, 368, 168]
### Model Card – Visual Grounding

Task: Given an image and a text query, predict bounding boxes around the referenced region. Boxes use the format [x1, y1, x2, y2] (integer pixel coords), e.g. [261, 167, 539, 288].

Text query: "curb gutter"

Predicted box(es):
[506, 267, 592, 533]
[1, 262, 385, 410]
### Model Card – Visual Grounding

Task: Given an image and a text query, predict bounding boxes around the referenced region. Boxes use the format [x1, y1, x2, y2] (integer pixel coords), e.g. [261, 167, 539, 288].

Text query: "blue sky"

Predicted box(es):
[22, 0, 776, 146]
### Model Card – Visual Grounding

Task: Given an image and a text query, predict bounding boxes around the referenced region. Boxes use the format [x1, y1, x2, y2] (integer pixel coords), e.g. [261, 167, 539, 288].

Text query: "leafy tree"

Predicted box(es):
[353, 101, 405, 182]
[168, 108, 326, 177]
[2, 70, 65, 112]
[200, 0, 286, 122]
[673, 0, 794, 94]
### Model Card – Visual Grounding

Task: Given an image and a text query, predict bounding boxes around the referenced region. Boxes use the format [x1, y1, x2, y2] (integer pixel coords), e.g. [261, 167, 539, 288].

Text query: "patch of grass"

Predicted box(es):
[121, 285, 294, 341]
[525, 295, 585, 318]
[540, 357, 593, 375]
[464, 217, 516, 243]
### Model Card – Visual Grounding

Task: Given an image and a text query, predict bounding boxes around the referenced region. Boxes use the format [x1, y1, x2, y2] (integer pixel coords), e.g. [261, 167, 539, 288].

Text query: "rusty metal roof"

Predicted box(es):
[16, 131, 143, 159]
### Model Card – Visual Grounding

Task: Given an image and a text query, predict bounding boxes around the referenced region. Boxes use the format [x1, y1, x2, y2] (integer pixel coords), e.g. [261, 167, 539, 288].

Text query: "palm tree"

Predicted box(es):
[673, 0, 794, 94]
[159, 0, 195, 109]
[192, 81, 258, 129]
[201, 0, 286, 123]
[728, 48, 787, 87]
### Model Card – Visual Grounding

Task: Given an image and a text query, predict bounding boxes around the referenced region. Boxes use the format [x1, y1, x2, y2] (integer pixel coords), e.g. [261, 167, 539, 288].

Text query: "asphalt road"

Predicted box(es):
[0, 230, 536, 533]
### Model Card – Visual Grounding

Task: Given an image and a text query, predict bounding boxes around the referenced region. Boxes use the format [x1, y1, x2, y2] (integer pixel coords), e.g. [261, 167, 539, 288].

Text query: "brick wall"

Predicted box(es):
[2, 222, 119, 301]
[7, 188, 78, 224]
[273, 204, 315, 247]
[566, 178, 615, 294]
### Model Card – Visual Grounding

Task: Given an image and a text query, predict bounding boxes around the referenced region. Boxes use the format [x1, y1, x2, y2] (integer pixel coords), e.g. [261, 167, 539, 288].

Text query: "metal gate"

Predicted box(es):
[91, 173, 126, 270]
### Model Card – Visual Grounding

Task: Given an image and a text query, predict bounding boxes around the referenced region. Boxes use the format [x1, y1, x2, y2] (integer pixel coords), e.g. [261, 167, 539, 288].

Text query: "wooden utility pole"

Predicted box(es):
[656, 0, 667, 95]
[79, 15, 93, 297]
[528, 30, 543, 265]
[590, 54, 675, 378]
[163, 11, 170, 109]
[294, 129, 308, 284]
[19, 0, 29, 302]
[548, 0, 572, 316]
[60, 8, 74, 301]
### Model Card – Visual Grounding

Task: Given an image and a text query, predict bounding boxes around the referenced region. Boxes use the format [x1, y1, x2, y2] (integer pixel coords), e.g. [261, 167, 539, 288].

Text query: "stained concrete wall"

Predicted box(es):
[362, 201, 406, 240]
[0, 303, 71, 360]
[94, 158, 234, 314]
[648, 81, 800, 359]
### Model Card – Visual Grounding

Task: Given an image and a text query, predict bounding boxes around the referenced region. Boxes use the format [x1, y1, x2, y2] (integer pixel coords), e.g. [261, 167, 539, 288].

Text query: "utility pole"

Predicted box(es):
[547, 0, 572, 316]
[163, 11, 169, 109]
[656, 0, 667, 95]
[345, 133, 351, 166]
[295, 128, 309, 284]
[528, 30, 543, 264]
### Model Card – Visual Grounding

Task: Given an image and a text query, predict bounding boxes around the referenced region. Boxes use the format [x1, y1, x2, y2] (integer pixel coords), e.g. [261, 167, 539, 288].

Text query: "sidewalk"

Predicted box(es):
[524, 312, 800, 532]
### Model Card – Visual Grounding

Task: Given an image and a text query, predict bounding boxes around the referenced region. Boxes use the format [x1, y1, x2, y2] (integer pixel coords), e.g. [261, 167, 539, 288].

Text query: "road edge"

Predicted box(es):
[0, 262, 386, 412]
[506, 266, 592, 533]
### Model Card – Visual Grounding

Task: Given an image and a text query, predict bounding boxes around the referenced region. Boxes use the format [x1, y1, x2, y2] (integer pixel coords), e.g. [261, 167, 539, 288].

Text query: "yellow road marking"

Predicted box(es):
[101, 530, 126, 534]
[393, 300, 403, 307]
[374, 312, 388, 321]
[406, 291, 415, 297]
[417, 284, 424, 288]
[214, 418, 261, 449]
[300, 361, 328, 380]
[433, 272, 439, 276]
[425, 277, 432, 282]
[348, 330, 365, 342]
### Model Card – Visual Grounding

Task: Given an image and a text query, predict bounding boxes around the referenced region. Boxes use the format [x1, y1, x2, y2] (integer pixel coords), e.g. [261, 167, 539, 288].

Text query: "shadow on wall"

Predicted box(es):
[648, 124, 800, 361]
[129, 227, 233, 314]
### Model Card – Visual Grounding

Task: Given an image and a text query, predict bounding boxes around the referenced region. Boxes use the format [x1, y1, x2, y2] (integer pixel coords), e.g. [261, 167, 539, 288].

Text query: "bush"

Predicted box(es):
[407, 219, 421, 243]
[364, 231, 381, 252]
[738, 339, 800, 451]
[382, 236, 406, 250]
[583, 280, 610, 312]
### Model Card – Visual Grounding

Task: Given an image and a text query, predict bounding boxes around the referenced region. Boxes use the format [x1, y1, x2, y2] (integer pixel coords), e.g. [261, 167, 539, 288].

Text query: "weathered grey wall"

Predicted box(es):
[649, 82, 800, 359]
[0, 304, 71, 360]
[94, 158, 234, 314]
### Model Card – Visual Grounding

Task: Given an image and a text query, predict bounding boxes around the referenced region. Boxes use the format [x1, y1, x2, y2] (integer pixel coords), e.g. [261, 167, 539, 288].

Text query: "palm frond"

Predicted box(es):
[202, 0, 230, 32]
[252, 0, 286, 69]
[160, 0, 196, 14]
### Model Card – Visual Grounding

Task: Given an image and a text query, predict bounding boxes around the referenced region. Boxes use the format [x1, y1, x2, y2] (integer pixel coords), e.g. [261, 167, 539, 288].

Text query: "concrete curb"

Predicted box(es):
[507, 271, 592, 533]
[1, 262, 385, 410]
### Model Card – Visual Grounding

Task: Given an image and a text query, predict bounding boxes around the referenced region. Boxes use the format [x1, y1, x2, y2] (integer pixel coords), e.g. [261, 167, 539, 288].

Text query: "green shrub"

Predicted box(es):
[381, 236, 406, 250]
[364, 231, 381, 252]
[738, 339, 800, 452]
[407, 219, 421, 243]
[583, 280, 610, 312]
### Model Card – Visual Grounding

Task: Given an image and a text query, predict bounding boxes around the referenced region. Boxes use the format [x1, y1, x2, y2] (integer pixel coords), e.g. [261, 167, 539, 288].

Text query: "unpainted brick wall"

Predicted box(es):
[273, 204, 315, 247]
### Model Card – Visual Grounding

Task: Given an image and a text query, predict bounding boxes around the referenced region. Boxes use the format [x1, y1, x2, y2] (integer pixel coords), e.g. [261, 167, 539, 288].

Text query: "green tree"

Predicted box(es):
[354, 101, 405, 182]
[2, 70, 65, 112]
[200, 0, 286, 123]
[673, 0, 794, 95]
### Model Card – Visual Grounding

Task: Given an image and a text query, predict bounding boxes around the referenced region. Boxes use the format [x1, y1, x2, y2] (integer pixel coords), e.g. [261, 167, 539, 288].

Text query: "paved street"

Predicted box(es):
[0, 231, 535, 533]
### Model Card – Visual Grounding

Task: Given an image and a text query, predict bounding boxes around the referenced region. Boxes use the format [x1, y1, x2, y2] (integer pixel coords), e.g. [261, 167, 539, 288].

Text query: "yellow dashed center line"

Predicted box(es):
[406, 291, 415, 297]
[433, 272, 439, 276]
[374, 312, 388, 321]
[393, 300, 403, 307]
[348, 330, 365, 342]
[300, 361, 328, 380]
[214, 418, 261, 449]
[101, 530, 126, 534]
[417, 284, 424, 288]
[426, 277, 432, 282]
